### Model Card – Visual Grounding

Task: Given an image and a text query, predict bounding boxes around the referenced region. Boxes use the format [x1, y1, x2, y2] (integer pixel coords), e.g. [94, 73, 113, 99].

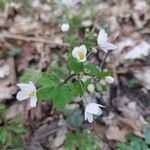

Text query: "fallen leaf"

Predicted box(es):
[134, 67, 150, 90]
[106, 126, 128, 142]
[124, 41, 150, 60]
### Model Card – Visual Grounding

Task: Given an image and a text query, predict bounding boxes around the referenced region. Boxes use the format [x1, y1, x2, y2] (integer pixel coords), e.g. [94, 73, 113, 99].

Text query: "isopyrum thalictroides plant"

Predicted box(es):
[17, 27, 118, 123]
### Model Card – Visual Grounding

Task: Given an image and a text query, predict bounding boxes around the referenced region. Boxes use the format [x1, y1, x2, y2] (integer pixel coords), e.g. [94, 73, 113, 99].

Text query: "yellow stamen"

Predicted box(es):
[27, 91, 35, 97]
[77, 50, 85, 60]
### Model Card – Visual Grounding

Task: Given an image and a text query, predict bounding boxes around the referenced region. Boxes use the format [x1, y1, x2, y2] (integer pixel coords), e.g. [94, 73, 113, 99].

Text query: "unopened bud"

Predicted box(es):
[61, 23, 70, 32]
[92, 47, 97, 53]
[105, 76, 115, 84]
[99, 79, 106, 86]
[81, 75, 90, 83]
[87, 84, 95, 93]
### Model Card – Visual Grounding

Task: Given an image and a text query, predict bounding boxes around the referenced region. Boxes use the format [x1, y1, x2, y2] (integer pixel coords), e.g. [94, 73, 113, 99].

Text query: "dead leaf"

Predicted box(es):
[134, 67, 150, 90]
[106, 126, 128, 142]
[124, 41, 150, 60]
[0, 58, 17, 101]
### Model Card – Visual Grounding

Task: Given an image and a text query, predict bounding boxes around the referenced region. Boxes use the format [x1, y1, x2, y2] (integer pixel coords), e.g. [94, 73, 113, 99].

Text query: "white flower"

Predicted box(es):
[105, 76, 115, 84]
[87, 84, 95, 93]
[32, 0, 40, 8]
[97, 28, 118, 52]
[62, 0, 82, 7]
[61, 23, 70, 32]
[72, 45, 87, 62]
[16, 81, 37, 108]
[85, 103, 104, 123]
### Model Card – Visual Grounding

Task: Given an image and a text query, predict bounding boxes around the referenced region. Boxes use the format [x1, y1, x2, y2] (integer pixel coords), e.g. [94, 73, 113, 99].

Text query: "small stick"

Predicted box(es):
[1, 32, 69, 47]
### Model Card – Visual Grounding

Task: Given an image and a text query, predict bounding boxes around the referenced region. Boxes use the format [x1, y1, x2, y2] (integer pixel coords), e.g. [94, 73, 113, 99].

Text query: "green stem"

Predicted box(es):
[100, 51, 111, 71]
[81, 62, 84, 73]
[78, 75, 87, 101]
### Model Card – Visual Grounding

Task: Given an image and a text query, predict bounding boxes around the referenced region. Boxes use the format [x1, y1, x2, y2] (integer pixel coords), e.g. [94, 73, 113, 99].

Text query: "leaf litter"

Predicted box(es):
[0, 0, 150, 149]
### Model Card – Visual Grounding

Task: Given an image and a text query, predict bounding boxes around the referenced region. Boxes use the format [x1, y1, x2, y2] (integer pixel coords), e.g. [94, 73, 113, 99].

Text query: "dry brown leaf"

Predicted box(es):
[0, 58, 17, 101]
[106, 126, 128, 142]
[118, 104, 147, 137]
[134, 67, 150, 90]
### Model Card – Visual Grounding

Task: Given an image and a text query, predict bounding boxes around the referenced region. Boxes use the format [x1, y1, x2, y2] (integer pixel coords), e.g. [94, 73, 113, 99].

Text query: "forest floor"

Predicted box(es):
[0, 0, 150, 150]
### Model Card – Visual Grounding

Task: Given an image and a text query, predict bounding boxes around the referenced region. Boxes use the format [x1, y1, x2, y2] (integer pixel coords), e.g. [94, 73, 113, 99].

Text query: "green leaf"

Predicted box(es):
[68, 114, 83, 128]
[37, 74, 58, 86]
[0, 104, 6, 119]
[68, 56, 82, 73]
[70, 80, 86, 97]
[84, 63, 100, 77]
[0, 0, 4, 10]
[116, 142, 128, 150]
[8, 48, 22, 56]
[116, 133, 150, 150]
[65, 131, 76, 150]
[0, 115, 25, 149]
[19, 68, 41, 83]
[37, 86, 54, 100]
[96, 83, 107, 92]
[65, 130, 99, 150]
[62, 108, 83, 128]
[99, 70, 112, 78]
[52, 85, 72, 109]
[144, 129, 150, 144]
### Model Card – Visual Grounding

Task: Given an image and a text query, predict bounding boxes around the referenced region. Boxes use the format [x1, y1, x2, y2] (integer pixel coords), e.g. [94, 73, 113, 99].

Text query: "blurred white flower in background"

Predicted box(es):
[32, 0, 41, 8]
[62, 0, 83, 7]
[72, 45, 87, 62]
[61, 23, 70, 32]
[85, 103, 104, 123]
[16, 81, 37, 108]
[97, 28, 118, 52]
[105, 76, 115, 84]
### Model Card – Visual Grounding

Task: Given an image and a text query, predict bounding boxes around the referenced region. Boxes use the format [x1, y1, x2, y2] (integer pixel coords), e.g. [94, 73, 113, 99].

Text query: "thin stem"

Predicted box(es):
[100, 51, 111, 71]
[78, 75, 87, 101]
[81, 62, 84, 73]
[61, 72, 94, 85]
[62, 73, 77, 85]
[86, 46, 99, 58]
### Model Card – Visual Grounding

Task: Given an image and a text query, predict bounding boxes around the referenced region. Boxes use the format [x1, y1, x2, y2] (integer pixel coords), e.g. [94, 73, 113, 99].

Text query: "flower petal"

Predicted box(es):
[72, 46, 87, 62]
[84, 110, 88, 121]
[29, 81, 36, 91]
[72, 47, 80, 60]
[79, 45, 87, 55]
[85, 103, 102, 116]
[105, 43, 118, 50]
[17, 83, 31, 90]
[87, 113, 94, 123]
[16, 91, 28, 101]
[30, 96, 37, 108]
[97, 28, 108, 46]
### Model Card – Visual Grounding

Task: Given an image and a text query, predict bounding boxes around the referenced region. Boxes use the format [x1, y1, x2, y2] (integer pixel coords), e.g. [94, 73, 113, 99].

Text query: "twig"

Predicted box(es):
[1, 32, 69, 47]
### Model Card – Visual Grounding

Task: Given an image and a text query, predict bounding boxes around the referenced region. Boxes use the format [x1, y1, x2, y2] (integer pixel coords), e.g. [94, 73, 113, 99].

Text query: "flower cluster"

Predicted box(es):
[16, 27, 117, 123]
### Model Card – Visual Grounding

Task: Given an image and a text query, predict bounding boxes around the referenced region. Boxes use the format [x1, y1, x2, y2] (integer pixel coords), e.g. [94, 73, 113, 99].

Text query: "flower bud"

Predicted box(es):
[81, 76, 90, 83]
[61, 23, 70, 32]
[87, 84, 95, 93]
[92, 47, 97, 53]
[105, 76, 115, 84]
[99, 79, 106, 86]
